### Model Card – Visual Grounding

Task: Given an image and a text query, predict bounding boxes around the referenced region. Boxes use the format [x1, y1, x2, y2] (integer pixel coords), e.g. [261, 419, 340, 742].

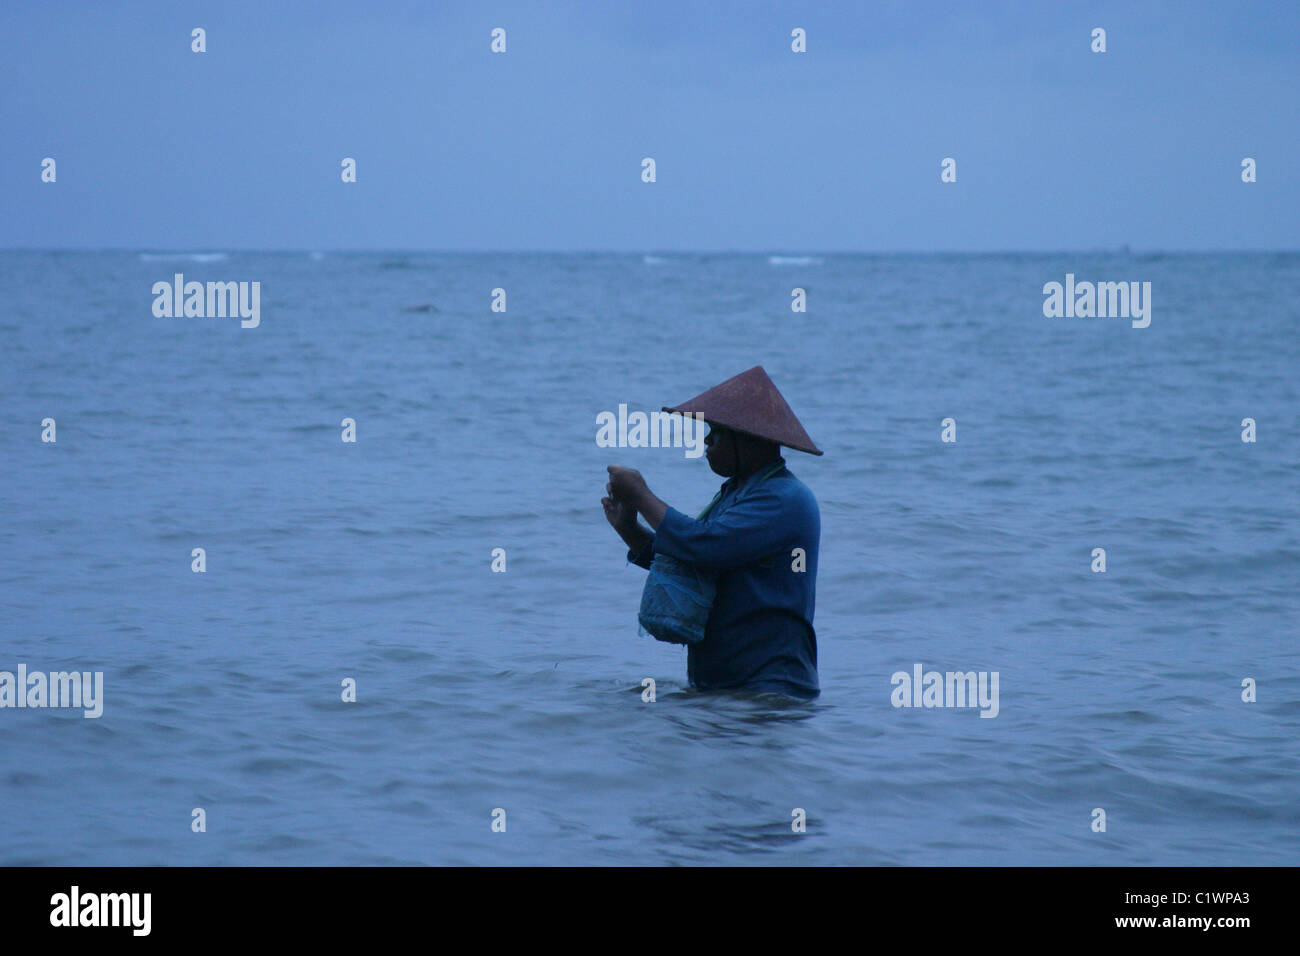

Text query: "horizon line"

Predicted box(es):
[3, 247, 1298, 256]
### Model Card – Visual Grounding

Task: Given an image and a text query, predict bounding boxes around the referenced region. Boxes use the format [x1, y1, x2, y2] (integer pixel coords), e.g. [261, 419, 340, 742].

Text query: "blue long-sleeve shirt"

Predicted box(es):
[628, 458, 820, 698]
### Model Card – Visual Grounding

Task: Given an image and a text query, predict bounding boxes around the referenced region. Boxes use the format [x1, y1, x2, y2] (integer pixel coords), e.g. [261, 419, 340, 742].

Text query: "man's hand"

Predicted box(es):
[603, 467, 654, 554]
[606, 465, 668, 530]
[606, 465, 648, 505]
[602, 490, 637, 533]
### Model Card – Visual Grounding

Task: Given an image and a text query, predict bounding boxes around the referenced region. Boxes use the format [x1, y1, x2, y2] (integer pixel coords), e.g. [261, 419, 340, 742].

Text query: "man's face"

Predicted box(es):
[704, 425, 736, 477]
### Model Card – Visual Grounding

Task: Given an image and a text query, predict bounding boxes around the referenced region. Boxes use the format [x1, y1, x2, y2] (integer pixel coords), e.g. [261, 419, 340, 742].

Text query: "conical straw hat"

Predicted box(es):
[663, 366, 823, 456]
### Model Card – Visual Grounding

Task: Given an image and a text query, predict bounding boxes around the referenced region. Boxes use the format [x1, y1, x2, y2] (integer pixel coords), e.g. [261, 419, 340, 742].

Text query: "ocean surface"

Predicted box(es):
[1, 250, 1297, 865]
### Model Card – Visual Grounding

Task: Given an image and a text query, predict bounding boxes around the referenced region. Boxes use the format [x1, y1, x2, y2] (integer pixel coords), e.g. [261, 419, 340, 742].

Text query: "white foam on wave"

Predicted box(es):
[138, 252, 229, 263]
[768, 255, 823, 266]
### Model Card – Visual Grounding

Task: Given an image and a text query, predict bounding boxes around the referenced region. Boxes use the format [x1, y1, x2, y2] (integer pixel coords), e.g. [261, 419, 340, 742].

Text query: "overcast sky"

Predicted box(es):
[3, 0, 1297, 251]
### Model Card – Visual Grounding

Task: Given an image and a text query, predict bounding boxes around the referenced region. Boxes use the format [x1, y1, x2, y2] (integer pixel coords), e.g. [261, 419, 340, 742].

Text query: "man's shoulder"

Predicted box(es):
[769, 469, 819, 515]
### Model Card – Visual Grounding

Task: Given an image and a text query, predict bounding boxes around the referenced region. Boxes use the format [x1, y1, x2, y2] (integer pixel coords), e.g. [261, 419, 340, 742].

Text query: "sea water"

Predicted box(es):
[1, 251, 1296, 864]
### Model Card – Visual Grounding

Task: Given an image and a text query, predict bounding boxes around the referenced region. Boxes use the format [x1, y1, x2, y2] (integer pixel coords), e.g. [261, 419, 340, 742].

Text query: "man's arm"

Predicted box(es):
[603, 478, 655, 567]
[617, 519, 653, 560]
[606, 464, 805, 572]
[652, 489, 796, 572]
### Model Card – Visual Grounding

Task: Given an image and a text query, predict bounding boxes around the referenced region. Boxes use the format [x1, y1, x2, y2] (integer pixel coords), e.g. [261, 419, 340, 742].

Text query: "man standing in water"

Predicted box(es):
[603, 366, 823, 699]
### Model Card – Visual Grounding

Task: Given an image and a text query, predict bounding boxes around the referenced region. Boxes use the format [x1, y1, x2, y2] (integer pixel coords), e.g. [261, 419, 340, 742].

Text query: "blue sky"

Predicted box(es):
[3, 0, 1297, 251]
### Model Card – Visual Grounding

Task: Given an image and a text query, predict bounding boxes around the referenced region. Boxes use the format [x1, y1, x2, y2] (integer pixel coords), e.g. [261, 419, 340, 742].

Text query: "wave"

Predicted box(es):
[768, 255, 823, 266]
[138, 252, 229, 263]
[643, 255, 667, 265]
